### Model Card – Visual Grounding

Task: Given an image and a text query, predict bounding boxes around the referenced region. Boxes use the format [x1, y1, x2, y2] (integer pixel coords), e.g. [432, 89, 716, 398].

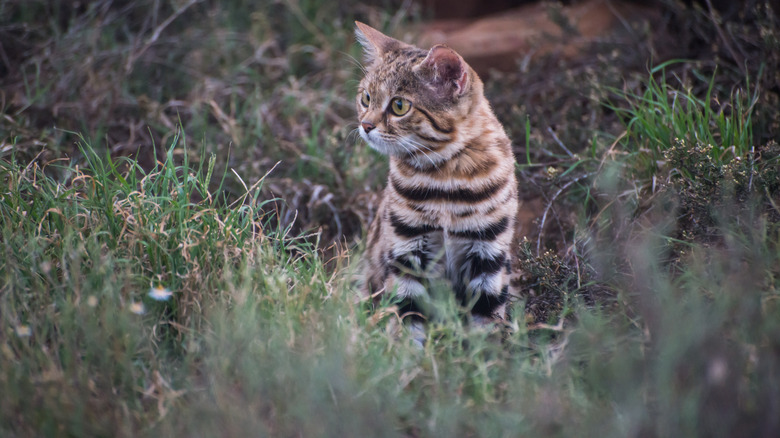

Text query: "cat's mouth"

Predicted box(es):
[361, 129, 447, 169]
[361, 129, 426, 158]
[360, 129, 400, 157]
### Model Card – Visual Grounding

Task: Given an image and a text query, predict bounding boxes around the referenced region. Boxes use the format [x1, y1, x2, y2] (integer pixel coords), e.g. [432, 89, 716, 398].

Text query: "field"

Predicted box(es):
[2, 0, 780, 436]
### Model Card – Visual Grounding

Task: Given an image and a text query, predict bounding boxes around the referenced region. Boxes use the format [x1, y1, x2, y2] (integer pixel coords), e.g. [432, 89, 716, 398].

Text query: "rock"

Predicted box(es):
[417, 0, 660, 74]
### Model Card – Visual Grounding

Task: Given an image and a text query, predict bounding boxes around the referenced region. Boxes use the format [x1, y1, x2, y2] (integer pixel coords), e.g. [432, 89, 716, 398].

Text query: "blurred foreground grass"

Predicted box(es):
[3, 121, 778, 437]
[2, 0, 780, 436]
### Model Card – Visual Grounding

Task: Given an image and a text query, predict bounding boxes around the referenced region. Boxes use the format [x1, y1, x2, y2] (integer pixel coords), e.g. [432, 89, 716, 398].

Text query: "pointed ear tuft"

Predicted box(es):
[419, 45, 470, 97]
[355, 21, 403, 65]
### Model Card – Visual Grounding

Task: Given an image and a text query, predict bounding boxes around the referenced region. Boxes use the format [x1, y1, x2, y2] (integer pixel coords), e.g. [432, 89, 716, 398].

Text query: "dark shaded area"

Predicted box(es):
[422, 0, 535, 19]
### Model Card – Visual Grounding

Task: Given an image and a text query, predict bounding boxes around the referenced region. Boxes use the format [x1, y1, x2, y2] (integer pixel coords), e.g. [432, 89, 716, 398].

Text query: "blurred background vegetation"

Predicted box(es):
[1, 0, 779, 436]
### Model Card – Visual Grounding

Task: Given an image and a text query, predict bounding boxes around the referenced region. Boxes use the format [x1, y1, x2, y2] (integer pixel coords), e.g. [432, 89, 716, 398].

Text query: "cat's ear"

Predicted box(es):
[418, 45, 470, 97]
[355, 21, 403, 65]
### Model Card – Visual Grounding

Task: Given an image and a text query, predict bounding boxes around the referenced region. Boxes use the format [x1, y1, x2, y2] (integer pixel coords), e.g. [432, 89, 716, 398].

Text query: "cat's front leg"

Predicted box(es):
[448, 218, 514, 322]
[463, 241, 511, 322]
[382, 230, 443, 348]
[384, 229, 443, 319]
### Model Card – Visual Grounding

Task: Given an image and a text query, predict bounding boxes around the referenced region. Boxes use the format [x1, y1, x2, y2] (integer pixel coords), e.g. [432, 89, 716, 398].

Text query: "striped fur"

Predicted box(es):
[356, 22, 519, 323]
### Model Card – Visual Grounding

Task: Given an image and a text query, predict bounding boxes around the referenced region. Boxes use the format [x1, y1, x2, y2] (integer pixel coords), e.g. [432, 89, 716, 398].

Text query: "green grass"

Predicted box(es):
[3, 101, 780, 437]
[606, 61, 760, 183]
[2, 0, 780, 436]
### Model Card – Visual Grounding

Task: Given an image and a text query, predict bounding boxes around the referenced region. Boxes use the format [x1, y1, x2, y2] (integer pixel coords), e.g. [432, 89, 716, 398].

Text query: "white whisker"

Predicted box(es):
[399, 138, 439, 169]
[347, 127, 362, 144]
[404, 138, 445, 162]
[340, 51, 368, 75]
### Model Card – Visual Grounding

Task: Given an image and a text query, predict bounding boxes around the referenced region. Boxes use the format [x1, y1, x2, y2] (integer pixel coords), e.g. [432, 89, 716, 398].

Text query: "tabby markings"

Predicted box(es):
[389, 212, 441, 238]
[414, 107, 454, 134]
[414, 132, 449, 144]
[396, 152, 499, 180]
[449, 217, 509, 241]
[469, 285, 509, 316]
[390, 175, 506, 203]
[468, 253, 507, 278]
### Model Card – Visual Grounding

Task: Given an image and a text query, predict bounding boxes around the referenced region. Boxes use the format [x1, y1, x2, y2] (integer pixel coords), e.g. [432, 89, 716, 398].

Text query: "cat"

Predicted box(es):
[355, 21, 519, 331]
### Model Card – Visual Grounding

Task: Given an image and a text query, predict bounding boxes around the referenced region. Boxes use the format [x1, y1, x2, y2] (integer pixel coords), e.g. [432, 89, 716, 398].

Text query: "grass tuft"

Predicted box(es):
[606, 62, 760, 183]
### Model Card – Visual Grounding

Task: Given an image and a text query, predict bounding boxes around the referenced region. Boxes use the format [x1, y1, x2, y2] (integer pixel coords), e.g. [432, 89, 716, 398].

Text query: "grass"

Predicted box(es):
[2, 0, 780, 436]
[605, 60, 760, 183]
[2, 139, 778, 436]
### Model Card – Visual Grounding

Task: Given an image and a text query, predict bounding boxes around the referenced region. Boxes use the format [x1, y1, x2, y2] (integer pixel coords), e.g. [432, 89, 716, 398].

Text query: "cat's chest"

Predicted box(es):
[403, 201, 482, 230]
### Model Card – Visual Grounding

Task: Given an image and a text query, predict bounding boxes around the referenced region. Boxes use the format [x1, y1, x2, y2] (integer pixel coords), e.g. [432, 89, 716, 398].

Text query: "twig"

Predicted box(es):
[527, 318, 565, 331]
[125, 0, 201, 73]
[572, 244, 581, 290]
[747, 145, 755, 193]
[605, 0, 633, 35]
[546, 126, 574, 157]
[0, 42, 12, 76]
[597, 130, 627, 173]
[704, 0, 746, 75]
[537, 172, 595, 255]
[228, 161, 281, 209]
[766, 187, 780, 216]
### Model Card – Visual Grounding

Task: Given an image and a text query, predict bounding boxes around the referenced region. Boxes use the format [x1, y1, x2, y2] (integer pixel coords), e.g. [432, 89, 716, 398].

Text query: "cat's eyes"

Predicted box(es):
[360, 92, 410, 115]
[389, 97, 411, 116]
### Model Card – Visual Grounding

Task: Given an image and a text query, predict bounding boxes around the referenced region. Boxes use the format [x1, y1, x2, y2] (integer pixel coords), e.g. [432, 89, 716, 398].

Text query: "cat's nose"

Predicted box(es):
[361, 121, 376, 133]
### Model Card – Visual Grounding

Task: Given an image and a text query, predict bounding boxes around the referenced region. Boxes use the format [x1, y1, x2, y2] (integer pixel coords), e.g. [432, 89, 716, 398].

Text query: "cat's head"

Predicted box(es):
[354, 22, 482, 165]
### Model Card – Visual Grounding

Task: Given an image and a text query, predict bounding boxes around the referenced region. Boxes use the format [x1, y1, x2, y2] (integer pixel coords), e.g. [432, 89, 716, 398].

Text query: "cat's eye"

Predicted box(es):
[389, 97, 411, 116]
[360, 90, 370, 107]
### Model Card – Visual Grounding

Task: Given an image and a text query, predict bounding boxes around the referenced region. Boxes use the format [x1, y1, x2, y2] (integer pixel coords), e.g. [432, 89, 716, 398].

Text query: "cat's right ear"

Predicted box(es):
[355, 21, 400, 65]
[417, 45, 470, 98]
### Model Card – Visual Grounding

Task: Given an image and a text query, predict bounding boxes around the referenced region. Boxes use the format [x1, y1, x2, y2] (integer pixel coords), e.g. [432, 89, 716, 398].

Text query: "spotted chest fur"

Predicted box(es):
[355, 22, 519, 324]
